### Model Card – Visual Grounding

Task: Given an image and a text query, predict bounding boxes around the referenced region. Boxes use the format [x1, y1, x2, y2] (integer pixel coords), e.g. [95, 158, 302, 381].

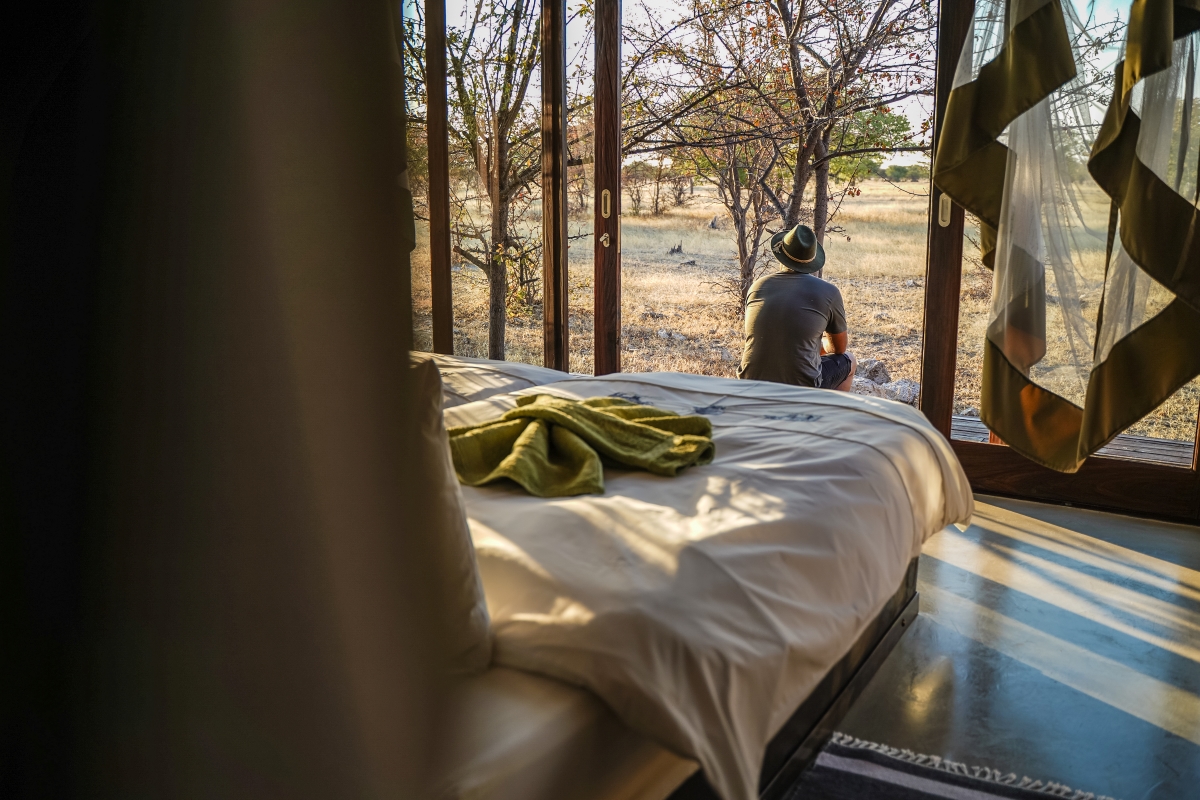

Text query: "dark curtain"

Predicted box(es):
[3, 1, 446, 796]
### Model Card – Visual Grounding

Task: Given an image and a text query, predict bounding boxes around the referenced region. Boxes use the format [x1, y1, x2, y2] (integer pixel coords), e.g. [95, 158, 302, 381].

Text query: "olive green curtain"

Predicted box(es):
[935, 0, 1200, 472]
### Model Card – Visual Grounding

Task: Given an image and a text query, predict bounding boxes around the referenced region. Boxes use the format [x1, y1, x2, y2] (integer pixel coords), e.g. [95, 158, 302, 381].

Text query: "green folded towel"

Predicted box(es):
[447, 395, 715, 497]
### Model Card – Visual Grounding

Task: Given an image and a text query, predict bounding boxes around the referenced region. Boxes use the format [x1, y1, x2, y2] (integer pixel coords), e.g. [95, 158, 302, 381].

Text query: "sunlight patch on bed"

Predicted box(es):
[511, 595, 596, 626]
[469, 520, 585, 621]
[693, 475, 788, 528]
[558, 475, 788, 551]
[554, 498, 686, 568]
[922, 583, 1200, 746]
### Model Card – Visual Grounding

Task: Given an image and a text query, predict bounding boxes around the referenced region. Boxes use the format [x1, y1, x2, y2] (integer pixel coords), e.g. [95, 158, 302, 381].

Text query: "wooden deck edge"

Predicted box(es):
[950, 415, 1195, 468]
[951, 439, 1200, 523]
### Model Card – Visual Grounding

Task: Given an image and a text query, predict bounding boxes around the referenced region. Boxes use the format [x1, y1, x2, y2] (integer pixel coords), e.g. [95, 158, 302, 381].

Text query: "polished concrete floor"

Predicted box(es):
[839, 496, 1200, 800]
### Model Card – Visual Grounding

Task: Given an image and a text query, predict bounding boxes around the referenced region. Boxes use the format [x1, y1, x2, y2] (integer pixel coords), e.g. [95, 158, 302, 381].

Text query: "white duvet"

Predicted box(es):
[445, 372, 973, 800]
[411, 351, 573, 407]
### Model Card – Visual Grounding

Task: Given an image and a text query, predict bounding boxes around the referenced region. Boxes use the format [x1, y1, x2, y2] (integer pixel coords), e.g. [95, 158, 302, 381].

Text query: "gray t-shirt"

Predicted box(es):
[737, 270, 847, 388]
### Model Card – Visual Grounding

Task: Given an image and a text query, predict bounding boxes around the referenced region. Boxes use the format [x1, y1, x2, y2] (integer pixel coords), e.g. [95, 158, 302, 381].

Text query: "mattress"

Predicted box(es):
[447, 372, 973, 800]
[411, 351, 570, 408]
[435, 666, 697, 800]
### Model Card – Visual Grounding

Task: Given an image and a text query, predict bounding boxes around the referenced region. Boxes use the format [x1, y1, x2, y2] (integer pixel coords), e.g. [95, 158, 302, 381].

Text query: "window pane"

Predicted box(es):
[405, 0, 545, 364]
[567, 4, 594, 373]
[618, 0, 935, 391]
[403, 1, 433, 352]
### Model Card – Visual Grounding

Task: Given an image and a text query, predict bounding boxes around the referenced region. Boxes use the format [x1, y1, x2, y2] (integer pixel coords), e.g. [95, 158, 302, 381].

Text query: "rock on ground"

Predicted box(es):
[852, 376, 920, 406]
[856, 358, 891, 385]
[883, 378, 920, 405]
[852, 377, 887, 398]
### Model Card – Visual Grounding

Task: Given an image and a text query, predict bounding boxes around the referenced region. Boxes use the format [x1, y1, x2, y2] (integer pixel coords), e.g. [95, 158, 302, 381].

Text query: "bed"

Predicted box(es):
[424, 354, 973, 800]
[410, 350, 579, 408]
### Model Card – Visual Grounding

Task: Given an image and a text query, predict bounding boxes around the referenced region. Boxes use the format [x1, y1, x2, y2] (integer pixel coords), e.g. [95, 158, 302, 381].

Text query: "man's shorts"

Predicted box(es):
[819, 353, 854, 389]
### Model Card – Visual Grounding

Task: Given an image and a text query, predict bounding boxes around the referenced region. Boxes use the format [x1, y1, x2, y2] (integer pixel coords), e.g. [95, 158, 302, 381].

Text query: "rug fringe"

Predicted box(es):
[829, 733, 1118, 800]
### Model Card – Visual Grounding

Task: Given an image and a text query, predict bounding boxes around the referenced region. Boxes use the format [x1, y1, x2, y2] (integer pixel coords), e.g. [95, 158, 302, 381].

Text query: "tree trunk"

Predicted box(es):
[748, 192, 768, 285]
[812, 131, 830, 278]
[735, 215, 752, 307]
[726, 163, 755, 311]
[488, 139, 509, 359]
[813, 133, 831, 241]
[785, 129, 819, 226]
[653, 158, 664, 215]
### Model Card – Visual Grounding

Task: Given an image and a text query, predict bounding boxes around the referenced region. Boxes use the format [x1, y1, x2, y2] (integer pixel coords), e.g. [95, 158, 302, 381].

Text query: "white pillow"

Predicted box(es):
[414, 358, 492, 674]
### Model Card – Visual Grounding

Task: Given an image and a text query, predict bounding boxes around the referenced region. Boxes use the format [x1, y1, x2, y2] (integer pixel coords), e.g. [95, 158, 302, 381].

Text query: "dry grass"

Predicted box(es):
[953, 257, 990, 418]
[412, 179, 1199, 443]
[414, 181, 929, 379]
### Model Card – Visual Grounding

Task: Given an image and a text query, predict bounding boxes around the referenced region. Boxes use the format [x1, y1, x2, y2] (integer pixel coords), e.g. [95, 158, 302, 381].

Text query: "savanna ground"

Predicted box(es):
[412, 180, 1199, 443]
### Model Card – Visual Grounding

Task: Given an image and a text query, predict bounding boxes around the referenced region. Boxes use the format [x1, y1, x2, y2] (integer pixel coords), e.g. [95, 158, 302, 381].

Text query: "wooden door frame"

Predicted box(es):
[542, 0, 570, 371]
[425, 0, 1200, 522]
[424, 0, 617, 374]
[425, 0, 454, 354]
[919, 0, 1200, 524]
[593, 0, 623, 375]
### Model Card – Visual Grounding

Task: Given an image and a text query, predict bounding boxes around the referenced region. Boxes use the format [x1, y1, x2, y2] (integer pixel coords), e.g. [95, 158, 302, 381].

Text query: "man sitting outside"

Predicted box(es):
[737, 223, 856, 391]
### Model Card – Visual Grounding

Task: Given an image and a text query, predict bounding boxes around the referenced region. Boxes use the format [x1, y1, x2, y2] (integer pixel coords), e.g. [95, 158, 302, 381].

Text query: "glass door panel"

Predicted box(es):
[404, 0, 545, 364]
[450, 0, 544, 364]
[946, 0, 1200, 471]
[617, 0, 935, 389]
[402, 1, 434, 352]
[566, 3, 595, 373]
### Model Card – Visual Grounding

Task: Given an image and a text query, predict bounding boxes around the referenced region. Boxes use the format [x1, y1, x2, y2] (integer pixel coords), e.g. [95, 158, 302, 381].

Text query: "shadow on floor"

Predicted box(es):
[837, 495, 1200, 800]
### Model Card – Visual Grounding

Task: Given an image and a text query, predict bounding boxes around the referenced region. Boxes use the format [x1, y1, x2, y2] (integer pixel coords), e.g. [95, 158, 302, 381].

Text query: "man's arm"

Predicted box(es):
[826, 331, 848, 354]
[824, 286, 849, 355]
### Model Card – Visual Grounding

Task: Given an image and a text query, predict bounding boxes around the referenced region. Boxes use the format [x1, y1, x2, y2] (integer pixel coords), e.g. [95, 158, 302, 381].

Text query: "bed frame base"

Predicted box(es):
[668, 558, 920, 799]
[758, 590, 919, 798]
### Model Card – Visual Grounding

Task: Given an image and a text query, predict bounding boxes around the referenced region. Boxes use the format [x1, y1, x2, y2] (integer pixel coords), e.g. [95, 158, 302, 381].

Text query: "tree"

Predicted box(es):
[829, 109, 912, 183]
[700, 136, 780, 312]
[623, 160, 655, 214]
[625, 0, 936, 251]
[757, 0, 935, 242]
[636, 7, 786, 310]
[567, 117, 594, 214]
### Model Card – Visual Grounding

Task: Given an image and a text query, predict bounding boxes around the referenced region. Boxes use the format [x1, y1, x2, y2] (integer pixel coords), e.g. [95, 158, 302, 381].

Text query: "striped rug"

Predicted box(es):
[788, 733, 1118, 800]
